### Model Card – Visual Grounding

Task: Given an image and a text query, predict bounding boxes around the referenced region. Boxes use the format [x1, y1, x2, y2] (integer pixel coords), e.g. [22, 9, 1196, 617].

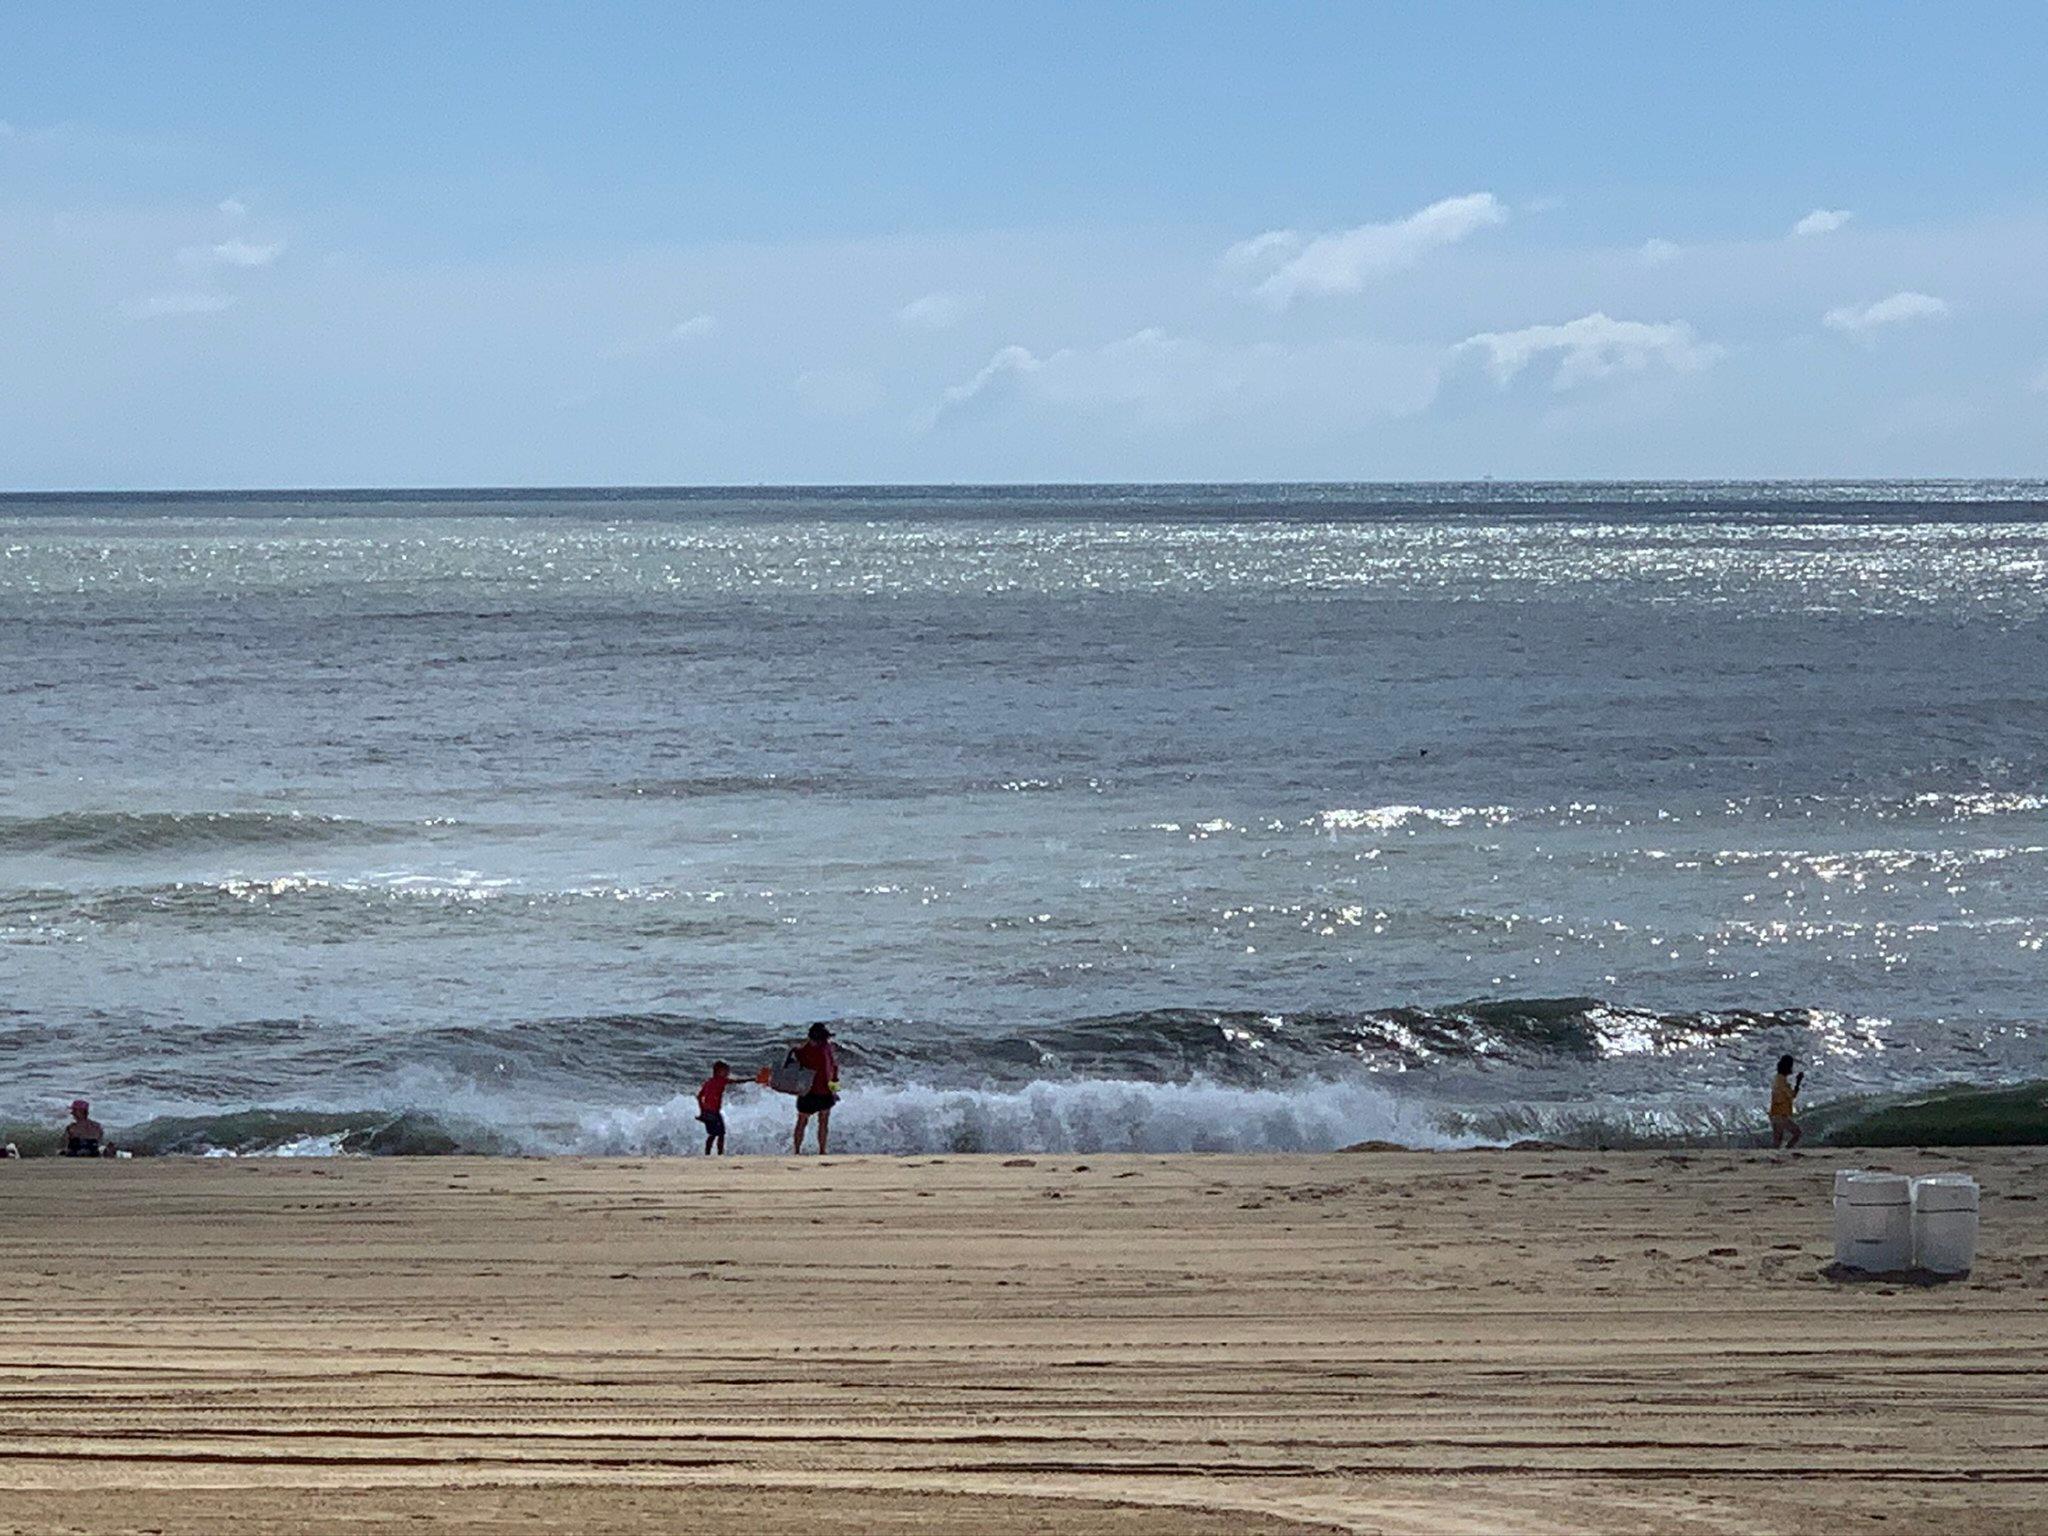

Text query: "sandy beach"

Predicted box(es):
[2, 1148, 2044, 1534]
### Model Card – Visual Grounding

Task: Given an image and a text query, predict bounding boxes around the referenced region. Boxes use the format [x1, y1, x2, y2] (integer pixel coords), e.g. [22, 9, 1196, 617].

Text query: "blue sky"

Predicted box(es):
[4, 1, 2046, 487]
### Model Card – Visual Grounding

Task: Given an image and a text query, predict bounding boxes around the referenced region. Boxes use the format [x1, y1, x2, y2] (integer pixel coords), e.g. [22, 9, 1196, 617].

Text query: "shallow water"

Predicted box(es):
[3, 483, 2045, 1152]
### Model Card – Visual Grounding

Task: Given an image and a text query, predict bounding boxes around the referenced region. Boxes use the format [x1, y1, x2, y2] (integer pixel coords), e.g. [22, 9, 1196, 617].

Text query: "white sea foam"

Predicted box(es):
[569, 1075, 1458, 1157]
[267, 1133, 353, 1157]
[1902, 791, 2048, 818]
[213, 872, 694, 904]
[1317, 804, 1515, 833]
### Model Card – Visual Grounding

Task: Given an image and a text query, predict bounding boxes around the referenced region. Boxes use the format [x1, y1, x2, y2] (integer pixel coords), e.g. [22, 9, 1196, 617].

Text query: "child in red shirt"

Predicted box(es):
[696, 1061, 737, 1155]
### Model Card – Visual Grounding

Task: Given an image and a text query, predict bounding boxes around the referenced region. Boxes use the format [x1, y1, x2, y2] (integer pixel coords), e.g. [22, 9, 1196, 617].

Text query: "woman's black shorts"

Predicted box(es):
[795, 1092, 838, 1116]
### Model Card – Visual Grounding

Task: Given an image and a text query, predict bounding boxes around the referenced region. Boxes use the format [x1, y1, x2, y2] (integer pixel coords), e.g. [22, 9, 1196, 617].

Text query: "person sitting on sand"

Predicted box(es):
[1769, 1056, 1804, 1150]
[791, 1023, 839, 1156]
[696, 1061, 738, 1156]
[62, 1099, 107, 1158]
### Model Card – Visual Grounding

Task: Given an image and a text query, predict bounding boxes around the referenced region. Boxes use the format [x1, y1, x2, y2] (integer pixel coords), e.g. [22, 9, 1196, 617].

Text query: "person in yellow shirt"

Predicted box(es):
[1769, 1054, 1804, 1149]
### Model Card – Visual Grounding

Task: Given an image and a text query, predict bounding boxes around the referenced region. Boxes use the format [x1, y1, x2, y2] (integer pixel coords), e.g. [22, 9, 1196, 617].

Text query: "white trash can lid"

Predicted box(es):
[1911, 1173, 1980, 1212]
[1832, 1168, 1865, 1195]
[1839, 1171, 1912, 1204]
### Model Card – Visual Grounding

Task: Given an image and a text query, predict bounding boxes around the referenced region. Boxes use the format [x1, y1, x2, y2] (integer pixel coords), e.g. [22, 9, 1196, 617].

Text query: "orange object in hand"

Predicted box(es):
[754, 1066, 773, 1085]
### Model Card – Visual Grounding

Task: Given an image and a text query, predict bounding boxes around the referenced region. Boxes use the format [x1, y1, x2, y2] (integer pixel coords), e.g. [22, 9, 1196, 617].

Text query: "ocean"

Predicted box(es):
[3, 482, 2046, 1155]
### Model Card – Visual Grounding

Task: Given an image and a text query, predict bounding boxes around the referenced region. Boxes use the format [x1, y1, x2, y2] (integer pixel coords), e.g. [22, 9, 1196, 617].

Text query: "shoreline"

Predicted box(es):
[4, 1148, 2044, 1533]
[9, 1071, 2045, 1159]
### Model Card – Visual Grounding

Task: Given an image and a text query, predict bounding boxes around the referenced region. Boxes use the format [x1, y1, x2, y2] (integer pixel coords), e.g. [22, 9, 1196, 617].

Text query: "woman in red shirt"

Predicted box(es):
[792, 1022, 839, 1155]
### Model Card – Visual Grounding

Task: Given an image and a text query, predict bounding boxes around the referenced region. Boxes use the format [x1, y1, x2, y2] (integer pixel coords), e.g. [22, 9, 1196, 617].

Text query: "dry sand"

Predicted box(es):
[2, 1148, 2044, 1534]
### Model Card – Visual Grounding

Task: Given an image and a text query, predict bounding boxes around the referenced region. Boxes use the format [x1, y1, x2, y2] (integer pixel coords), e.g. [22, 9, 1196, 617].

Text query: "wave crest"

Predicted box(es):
[40, 1074, 2044, 1158]
[0, 810, 447, 856]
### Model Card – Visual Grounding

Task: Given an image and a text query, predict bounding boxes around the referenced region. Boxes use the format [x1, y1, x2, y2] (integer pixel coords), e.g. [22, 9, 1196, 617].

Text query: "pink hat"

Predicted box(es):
[70, 1099, 90, 1116]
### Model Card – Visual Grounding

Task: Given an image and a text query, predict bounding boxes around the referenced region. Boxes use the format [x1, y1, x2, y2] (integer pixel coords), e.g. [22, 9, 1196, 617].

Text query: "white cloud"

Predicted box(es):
[6, 191, 2045, 486]
[927, 344, 1043, 426]
[1219, 228, 1302, 271]
[670, 313, 717, 341]
[180, 237, 286, 269]
[1793, 208, 1853, 238]
[923, 327, 1440, 432]
[214, 238, 285, 267]
[1821, 291, 1949, 337]
[1455, 312, 1722, 391]
[1225, 192, 1507, 307]
[218, 196, 248, 220]
[894, 291, 975, 330]
[1639, 238, 1682, 265]
[123, 291, 235, 319]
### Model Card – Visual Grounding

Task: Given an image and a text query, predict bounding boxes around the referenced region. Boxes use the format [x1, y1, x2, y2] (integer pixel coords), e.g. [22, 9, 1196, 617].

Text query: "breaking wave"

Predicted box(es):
[575, 1075, 1450, 1157]
[17, 1074, 2047, 1159]
[863, 998, 1848, 1082]
[0, 875, 779, 942]
[0, 1076, 1446, 1158]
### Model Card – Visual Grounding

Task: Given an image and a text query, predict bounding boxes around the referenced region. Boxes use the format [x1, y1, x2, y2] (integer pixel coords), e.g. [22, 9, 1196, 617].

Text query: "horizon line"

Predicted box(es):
[7, 474, 2048, 502]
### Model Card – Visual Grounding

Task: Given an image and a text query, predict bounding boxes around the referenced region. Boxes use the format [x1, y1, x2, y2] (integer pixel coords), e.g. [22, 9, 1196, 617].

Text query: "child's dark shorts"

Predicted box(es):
[697, 1110, 726, 1138]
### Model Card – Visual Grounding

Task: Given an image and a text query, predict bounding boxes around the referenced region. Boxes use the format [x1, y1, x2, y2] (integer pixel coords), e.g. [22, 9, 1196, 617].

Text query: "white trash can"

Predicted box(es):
[1911, 1174, 1979, 1275]
[1834, 1172, 1912, 1273]
[1831, 1169, 1864, 1266]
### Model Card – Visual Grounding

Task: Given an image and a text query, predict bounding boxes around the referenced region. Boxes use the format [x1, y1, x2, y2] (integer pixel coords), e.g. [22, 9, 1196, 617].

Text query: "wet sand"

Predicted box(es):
[2, 1148, 2045, 1534]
